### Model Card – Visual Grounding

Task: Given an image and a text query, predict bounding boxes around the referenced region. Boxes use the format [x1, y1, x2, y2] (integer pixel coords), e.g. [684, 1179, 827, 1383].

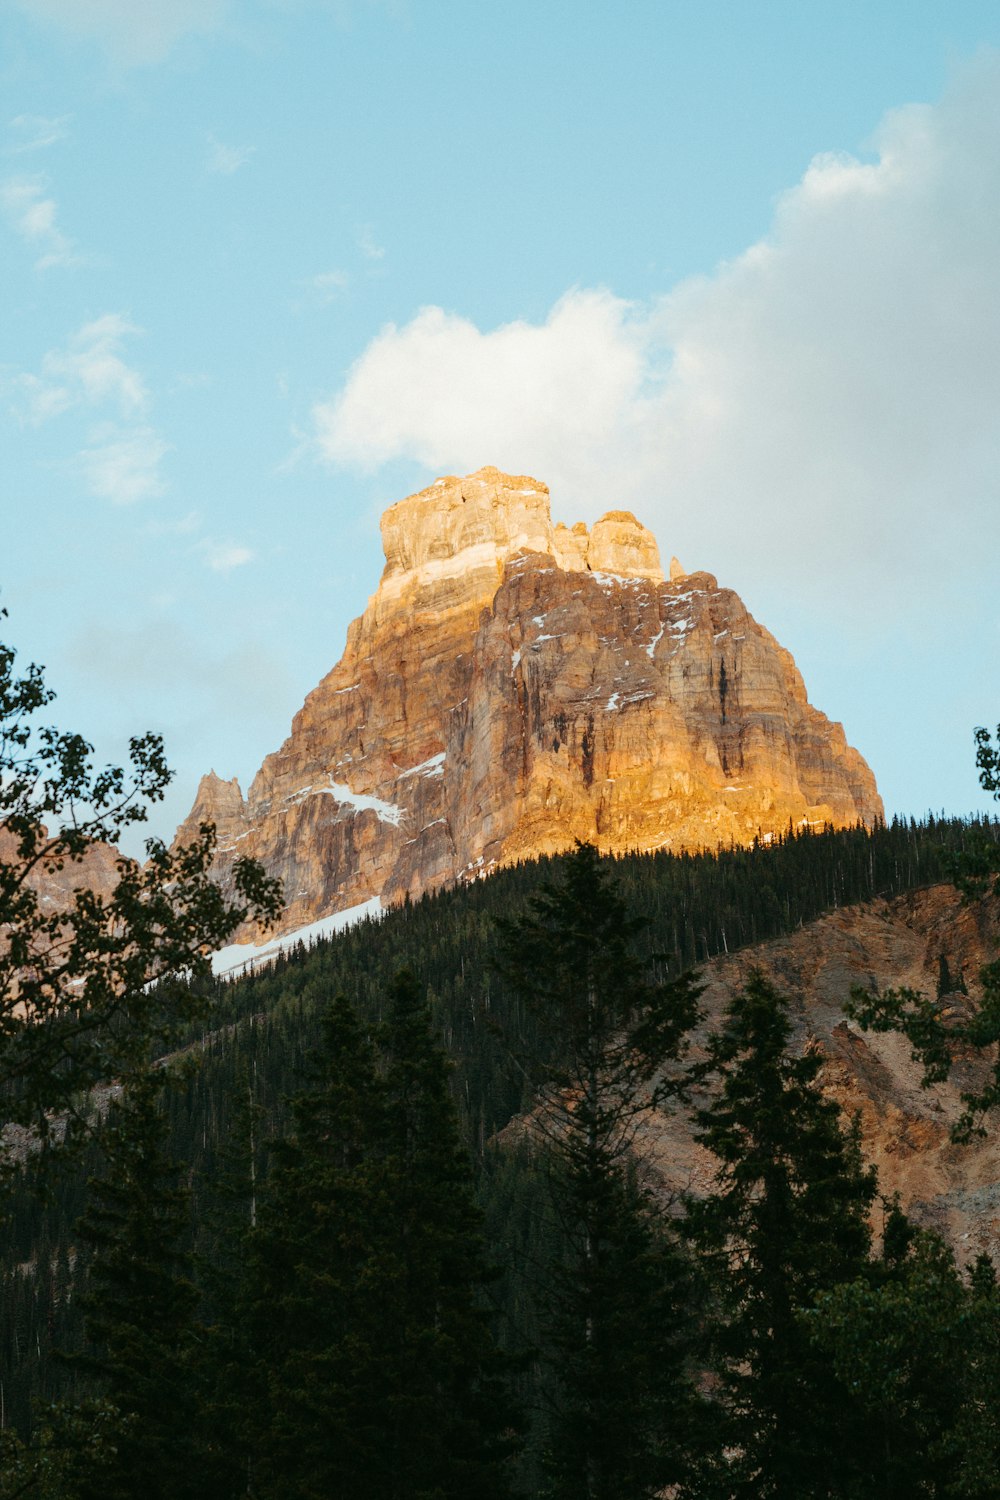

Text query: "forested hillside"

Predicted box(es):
[3, 813, 1000, 1495]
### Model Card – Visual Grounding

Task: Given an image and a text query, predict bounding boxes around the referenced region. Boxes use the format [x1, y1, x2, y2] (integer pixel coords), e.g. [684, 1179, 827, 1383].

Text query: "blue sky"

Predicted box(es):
[2, 0, 999, 850]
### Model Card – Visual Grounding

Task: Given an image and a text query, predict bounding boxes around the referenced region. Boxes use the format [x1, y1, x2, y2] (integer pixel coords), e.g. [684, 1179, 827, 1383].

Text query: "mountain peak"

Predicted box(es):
[183, 467, 882, 935]
[376, 468, 664, 620]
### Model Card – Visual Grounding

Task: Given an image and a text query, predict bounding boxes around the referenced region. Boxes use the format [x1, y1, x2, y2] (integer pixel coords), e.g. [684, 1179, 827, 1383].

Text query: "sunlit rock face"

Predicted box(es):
[0, 827, 123, 915]
[182, 466, 882, 934]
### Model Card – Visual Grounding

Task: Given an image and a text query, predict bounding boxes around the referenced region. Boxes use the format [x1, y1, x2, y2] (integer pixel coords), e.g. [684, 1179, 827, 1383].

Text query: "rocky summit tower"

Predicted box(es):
[177, 467, 882, 935]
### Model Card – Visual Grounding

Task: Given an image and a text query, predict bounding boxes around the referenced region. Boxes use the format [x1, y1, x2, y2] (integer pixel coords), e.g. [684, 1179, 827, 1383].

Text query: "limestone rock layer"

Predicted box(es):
[185, 467, 883, 933]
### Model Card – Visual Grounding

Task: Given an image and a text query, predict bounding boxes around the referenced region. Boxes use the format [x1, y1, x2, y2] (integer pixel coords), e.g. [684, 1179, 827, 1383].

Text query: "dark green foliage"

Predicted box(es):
[0, 616, 281, 1143]
[238, 991, 384, 1498]
[0, 1401, 126, 1500]
[52, 1069, 210, 1500]
[372, 971, 521, 1497]
[499, 844, 707, 1499]
[541, 1155, 708, 1500]
[687, 971, 878, 1498]
[2, 815, 999, 1477]
[241, 979, 519, 1499]
[975, 724, 1000, 800]
[807, 1227, 1000, 1498]
[495, 842, 702, 1112]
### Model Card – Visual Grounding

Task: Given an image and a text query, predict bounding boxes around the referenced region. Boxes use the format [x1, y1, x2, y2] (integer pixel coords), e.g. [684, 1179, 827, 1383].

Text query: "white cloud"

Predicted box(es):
[314, 290, 659, 499]
[206, 133, 255, 175]
[11, 314, 170, 505]
[1, 174, 79, 267]
[357, 224, 385, 262]
[7, 114, 72, 153]
[198, 539, 255, 573]
[309, 268, 350, 303]
[11, 0, 230, 66]
[11, 314, 148, 424]
[77, 425, 169, 504]
[314, 56, 1000, 620]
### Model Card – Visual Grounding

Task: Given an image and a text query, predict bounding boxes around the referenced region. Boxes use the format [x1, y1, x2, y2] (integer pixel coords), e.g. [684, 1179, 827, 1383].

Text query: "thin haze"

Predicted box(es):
[2, 1, 998, 850]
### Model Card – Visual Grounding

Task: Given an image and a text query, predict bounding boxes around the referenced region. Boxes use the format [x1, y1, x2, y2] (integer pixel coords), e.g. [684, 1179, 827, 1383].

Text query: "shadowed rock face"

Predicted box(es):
[177, 466, 882, 935]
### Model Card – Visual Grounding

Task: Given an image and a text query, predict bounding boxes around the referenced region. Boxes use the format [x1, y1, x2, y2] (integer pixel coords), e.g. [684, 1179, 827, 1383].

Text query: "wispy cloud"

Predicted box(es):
[1, 174, 80, 268]
[198, 539, 255, 573]
[205, 133, 255, 175]
[77, 425, 169, 505]
[7, 114, 72, 153]
[10, 0, 229, 67]
[147, 510, 201, 537]
[10, 314, 148, 425]
[10, 314, 171, 506]
[308, 268, 350, 304]
[357, 224, 385, 262]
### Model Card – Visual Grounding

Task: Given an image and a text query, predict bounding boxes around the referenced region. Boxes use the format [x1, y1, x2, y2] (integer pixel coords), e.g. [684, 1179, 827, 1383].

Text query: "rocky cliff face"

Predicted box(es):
[631, 883, 1000, 1266]
[182, 467, 882, 934]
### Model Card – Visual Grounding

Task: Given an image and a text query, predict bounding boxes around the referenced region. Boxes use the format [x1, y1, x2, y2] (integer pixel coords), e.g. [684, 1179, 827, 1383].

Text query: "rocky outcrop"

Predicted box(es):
[0, 825, 124, 917]
[183, 467, 883, 934]
[635, 883, 1000, 1266]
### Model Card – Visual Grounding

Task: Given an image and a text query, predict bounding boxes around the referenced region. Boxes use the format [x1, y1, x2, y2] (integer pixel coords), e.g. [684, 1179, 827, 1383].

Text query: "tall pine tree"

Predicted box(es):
[58, 1068, 208, 1500]
[497, 842, 707, 1500]
[242, 979, 519, 1500]
[687, 970, 878, 1498]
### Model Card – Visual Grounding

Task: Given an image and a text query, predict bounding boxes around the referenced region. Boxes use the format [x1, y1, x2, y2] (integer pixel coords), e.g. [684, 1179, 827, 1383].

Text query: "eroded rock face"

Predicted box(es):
[182, 466, 883, 934]
[635, 884, 1000, 1266]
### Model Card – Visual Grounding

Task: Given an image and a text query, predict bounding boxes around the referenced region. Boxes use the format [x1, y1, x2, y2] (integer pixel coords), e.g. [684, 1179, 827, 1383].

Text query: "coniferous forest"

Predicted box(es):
[3, 808, 1000, 1497]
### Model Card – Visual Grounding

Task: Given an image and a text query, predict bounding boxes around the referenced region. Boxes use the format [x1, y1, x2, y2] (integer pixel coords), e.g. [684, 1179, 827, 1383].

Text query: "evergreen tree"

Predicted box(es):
[687, 970, 878, 1498]
[498, 842, 707, 1500]
[56, 1068, 208, 1500]
[240, 991, 384, 1499]
[243, 980, 519, 1500]
[807, 1227, 1000, 1498]
[371, 969, 520, 1498]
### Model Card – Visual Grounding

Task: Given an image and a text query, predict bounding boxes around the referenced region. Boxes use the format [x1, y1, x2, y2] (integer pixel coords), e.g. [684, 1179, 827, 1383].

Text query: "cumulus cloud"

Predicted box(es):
[206, 133, 255, 175]
[1, 174, 79, 267]
[315, 290, 651, 493]
[11, 0, 229, 66]
[11, 314, 148, 424]
[315, 57, 1000, 620]
[77, 425, 169, 504]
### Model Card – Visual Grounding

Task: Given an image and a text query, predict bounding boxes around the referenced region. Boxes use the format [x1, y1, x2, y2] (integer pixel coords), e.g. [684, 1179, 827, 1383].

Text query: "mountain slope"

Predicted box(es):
[637, 880, 1000, 1266]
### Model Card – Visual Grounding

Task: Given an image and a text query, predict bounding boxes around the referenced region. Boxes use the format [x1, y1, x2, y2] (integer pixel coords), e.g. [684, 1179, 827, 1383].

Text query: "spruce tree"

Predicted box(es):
[240, 991, 383, 1498]
[242, 981, 519, 1500]
[497, 842, 706, 1500]
[371, 969, 520, 1499]
[687, 970, 878, 1498]
[59, 1068, 207, 1500]
[806, 1228, 1000, 1498]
